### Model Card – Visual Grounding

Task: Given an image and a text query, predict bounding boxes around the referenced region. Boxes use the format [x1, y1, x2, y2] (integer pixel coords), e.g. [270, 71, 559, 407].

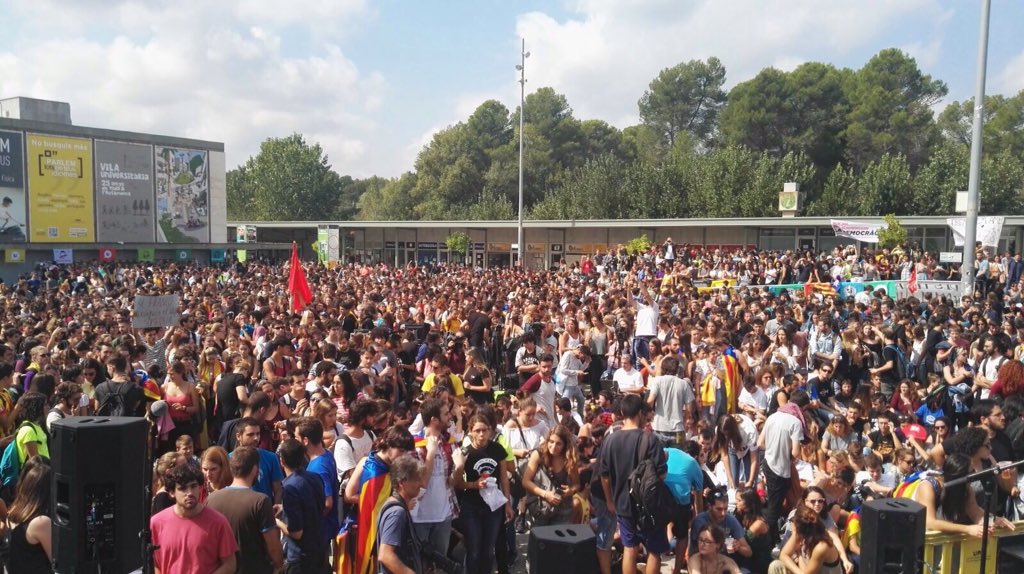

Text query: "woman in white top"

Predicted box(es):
[766, 329, 801, 375]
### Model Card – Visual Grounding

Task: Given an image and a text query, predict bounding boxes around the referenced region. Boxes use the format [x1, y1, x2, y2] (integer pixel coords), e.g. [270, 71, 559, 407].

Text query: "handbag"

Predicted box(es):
[525, 464, 561, 524]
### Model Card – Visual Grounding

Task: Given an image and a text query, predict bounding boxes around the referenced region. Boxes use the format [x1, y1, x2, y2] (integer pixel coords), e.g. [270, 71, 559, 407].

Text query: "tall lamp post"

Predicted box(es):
[516, 39, 530, 267]
[961, 0, 991, 294]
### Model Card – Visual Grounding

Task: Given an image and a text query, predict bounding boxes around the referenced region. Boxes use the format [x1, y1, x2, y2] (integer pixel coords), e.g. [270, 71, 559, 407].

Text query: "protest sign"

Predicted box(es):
[830, 219, 882, 243]
[132, 294, 181, 328]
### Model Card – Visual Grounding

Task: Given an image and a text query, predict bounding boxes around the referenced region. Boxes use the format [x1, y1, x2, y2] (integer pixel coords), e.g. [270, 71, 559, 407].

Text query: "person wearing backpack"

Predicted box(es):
[13, 392, 48, 466]
[598, 394, 668, 574]
[94, 355, 144, 417]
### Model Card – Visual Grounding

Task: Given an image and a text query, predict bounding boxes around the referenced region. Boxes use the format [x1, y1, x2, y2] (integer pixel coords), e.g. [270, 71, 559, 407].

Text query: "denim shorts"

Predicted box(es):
[591, 497, 617, 551]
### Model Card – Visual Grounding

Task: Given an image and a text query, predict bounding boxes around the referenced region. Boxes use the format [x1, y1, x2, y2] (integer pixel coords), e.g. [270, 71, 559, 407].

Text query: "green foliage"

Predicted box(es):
[639, 57, 727, 148]
[877, 214, 907, 249]
[227, 134, 348, 221]
[226, 52, 1024, 223]
[625, 234, 652, 255]
[445, 231, 471, 255]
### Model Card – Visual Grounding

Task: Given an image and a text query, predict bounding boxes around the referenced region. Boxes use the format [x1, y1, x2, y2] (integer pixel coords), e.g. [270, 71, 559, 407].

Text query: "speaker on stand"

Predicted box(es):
[859, 498, 926, 574]
[51, 416, 148, 574]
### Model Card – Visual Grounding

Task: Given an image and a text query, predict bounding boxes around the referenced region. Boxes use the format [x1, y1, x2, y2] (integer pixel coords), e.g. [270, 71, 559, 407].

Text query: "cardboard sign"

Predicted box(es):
[132, 294, 181, 328]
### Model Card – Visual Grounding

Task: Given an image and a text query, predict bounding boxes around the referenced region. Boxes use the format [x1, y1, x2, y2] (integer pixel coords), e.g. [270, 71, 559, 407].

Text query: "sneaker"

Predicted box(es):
[514, 514, 528, 534]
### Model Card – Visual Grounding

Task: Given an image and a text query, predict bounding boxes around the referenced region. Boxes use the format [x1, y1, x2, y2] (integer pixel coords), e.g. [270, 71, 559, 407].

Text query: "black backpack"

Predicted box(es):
[96, 381, 130, 417]
[627, 432, 676, 531]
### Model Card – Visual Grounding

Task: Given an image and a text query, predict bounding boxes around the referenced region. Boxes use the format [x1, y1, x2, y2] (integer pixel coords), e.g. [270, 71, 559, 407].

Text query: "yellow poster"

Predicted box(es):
[27, 133, 95, 242]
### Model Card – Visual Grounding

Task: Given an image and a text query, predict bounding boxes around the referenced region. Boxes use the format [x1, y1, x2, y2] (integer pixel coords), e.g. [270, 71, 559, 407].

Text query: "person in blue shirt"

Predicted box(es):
[688, 487, 751, 564]
[276, 438, 327, 572]
[297, 418, 340, 549]
[232, 417, 284, 504]
[664, 442, 703, 571]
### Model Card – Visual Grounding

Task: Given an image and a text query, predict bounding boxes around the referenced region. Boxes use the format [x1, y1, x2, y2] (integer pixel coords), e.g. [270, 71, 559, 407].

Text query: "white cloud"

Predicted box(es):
[514, 0, 948, 128]
[1, 0, 382, 175]
[995, 51, 1024, 95]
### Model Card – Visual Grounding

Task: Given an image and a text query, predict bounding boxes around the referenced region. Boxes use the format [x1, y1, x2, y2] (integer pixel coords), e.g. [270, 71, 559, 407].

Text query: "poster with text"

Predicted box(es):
[95, 140, 156, 242]
[0, 130, 27, 243]
[27, 133, 94, 242]
[154, 147, 209, 243]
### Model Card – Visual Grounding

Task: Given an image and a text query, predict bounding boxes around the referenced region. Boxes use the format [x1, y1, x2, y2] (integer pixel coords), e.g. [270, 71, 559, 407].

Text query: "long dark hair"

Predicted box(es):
[942, 453, 973, 524]
[14, 391, 47, 426]
[8, 457, 51, 524]
[793, 505, 831, 558]
[734, 487, 764, 529]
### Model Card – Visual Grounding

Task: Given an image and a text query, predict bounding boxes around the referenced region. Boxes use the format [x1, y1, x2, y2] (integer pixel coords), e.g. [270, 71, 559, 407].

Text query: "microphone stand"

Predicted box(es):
[943, 458, 1024, 574]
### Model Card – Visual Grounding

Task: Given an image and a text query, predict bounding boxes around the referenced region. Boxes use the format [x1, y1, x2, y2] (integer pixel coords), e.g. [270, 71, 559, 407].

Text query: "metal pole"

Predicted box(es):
[961, 0, 991, 294]
[517, 38, 526, 268]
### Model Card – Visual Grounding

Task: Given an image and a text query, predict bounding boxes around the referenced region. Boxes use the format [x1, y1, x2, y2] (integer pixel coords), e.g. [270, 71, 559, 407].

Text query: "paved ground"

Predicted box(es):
[510, 531, 682, 574]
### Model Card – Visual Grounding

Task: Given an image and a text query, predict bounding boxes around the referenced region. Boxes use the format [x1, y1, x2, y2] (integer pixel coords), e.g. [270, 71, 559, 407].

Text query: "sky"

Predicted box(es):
[2, 0, 1023, 179]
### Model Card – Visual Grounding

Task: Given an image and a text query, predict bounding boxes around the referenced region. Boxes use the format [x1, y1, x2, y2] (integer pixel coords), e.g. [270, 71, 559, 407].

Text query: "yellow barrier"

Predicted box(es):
[922, 520, 1024, 574]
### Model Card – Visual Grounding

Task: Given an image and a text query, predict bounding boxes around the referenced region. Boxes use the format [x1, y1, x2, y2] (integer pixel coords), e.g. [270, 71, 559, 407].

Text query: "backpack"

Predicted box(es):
[96, 381, 131, 417]
[627, 432, 676, 532]
[885, 345, 911, 381]
[0, 421, 35, 498]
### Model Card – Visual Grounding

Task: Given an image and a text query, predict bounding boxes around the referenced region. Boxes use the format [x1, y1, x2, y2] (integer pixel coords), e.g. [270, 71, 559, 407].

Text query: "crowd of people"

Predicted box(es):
[0, 238, 1022, 574]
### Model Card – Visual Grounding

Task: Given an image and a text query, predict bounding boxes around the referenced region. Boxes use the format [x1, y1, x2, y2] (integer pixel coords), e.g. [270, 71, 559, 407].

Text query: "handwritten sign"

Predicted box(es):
[132, 294, 181, 328]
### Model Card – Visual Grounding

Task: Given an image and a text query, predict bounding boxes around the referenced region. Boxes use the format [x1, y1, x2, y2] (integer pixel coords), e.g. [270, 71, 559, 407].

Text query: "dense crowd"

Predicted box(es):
[0, 238, 1023, 574]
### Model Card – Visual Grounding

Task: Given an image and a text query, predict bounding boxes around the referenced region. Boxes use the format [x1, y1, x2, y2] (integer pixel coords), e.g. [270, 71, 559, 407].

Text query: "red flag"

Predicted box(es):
[908, 265, 919, 294]
[99, 248, 117, 262]
[288, 243, 312, 312]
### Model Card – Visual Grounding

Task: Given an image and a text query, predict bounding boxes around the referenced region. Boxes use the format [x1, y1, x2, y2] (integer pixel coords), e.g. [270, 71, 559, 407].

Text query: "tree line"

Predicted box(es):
[226, 48, 1024, 222]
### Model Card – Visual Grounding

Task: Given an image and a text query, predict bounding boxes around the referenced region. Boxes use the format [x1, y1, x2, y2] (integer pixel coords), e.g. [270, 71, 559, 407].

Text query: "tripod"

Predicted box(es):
[944, 458, 1024, 574]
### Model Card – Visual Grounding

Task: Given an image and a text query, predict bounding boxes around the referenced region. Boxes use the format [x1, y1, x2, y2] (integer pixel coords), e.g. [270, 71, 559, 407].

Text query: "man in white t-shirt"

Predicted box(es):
[632, 282, 658, 362]
[758, 389, 810, 547]
[520, 354, 559, 428]
[646, 356, 695, 448]
[613, 354, 644, 396]
[334, 400, 378, 484]
[411, 398, 457, 559]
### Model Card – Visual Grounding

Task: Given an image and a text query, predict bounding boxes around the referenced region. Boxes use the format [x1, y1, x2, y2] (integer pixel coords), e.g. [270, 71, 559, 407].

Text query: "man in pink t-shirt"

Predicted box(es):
[150, 463, 238, 574]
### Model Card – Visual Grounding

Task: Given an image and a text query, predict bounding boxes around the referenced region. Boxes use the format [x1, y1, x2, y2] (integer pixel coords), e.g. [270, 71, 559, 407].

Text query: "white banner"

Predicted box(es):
[52, 249, 73, 265]
[132, 294, 181, 328]
[894, 280, 964, 300]
[830, 219, 882, 243]
[947, 216, 1004, 247]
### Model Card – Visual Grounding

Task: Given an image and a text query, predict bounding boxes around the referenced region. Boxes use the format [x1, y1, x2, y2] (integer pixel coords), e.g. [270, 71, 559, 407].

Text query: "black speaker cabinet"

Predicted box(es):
[860, 497, 926, 574]
[51, 416, 148, 574]
[528, 524, 599, 574]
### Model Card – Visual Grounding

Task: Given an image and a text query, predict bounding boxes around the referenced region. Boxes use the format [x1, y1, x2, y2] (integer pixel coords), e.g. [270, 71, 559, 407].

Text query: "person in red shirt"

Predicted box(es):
[150, 463, 238, 574]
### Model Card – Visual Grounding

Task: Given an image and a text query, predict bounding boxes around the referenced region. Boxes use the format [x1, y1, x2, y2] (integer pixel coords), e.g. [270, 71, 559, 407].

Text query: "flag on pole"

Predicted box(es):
[288, 243, 312, 312]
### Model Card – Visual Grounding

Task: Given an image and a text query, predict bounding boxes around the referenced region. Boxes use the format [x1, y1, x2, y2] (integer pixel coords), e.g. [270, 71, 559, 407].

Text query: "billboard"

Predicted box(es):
[0, 130, 27, 243]
[155, 147, 209, 243]
[95, 140, 156, 242]
[27, 133, 94, 242]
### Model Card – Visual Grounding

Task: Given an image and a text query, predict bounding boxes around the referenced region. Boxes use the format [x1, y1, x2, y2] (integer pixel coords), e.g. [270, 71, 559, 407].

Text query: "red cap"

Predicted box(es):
[901, 423, 928, 441]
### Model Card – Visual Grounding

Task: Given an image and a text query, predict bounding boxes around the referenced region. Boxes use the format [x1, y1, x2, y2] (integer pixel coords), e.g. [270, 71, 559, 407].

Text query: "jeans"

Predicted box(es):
[632, 336, 652, 363]
[460, 501, 503, 574]
[413, 518, 452, 562]
[763, 464, 789, 548]
[560, 385, 586, 417]
[729, 451, 751, 485]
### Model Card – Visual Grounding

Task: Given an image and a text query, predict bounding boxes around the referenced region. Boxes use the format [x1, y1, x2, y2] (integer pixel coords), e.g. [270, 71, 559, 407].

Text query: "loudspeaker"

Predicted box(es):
[51, 416, 148, 574]
[528, 524, 599, 574]
[860, 497, 926, 574]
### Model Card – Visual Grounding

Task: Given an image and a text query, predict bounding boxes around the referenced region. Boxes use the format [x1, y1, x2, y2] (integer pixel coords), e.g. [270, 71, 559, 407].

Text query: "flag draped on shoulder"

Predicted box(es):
[287, 242, 312, 312]
[354, 453, 391, 574]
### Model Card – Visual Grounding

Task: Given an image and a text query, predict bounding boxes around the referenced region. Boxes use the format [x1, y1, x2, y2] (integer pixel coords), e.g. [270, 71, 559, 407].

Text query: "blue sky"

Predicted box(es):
[2, 0, 1023, 179]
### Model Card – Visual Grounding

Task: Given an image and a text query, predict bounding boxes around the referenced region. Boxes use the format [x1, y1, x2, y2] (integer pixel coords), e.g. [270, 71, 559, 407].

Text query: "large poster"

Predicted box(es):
[155, 147, 209, 243]
[27, 133, 94, 242]
[0, 130, 27, 243]
[95, 140, 155, 242]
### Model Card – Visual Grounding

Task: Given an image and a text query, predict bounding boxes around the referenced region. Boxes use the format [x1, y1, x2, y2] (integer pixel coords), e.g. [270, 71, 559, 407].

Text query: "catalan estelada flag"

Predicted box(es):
[353, 452, 391, 574]
[722, 347, 742, 414]
[803, 282, 838, 299]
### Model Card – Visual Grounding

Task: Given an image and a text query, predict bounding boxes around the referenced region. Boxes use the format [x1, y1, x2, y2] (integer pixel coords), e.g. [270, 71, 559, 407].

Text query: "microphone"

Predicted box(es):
[149, 400, 168, 418]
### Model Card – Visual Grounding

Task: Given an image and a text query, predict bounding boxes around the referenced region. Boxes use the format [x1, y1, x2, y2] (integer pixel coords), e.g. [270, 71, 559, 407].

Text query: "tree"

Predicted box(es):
[910, 140, 968, 215]
[857, 153, 914, 215]
[228, 134, 347, 221]
[639, 57, 727, 148]
[226, 166, 254, 220]
[844, 49, 947, 171]
[445, 231, 470, 258]
[877, 214, 907, 249]
[356, 172, 418, 221]
[937, 92, 1024, 158]
[807, 164, 857, 216]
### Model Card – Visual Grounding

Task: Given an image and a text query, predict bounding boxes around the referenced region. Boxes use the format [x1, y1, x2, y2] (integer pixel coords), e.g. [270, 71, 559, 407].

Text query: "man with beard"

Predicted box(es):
[150, 463, 238, 574]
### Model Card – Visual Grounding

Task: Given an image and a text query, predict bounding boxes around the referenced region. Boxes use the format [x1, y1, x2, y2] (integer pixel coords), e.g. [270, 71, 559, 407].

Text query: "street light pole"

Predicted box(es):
[961, 0, 991, 294]
[516, 39, 529, 267]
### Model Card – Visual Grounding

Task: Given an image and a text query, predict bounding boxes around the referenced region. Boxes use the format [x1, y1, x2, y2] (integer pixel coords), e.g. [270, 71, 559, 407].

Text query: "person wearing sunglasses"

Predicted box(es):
[780, 486, 854, 574]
